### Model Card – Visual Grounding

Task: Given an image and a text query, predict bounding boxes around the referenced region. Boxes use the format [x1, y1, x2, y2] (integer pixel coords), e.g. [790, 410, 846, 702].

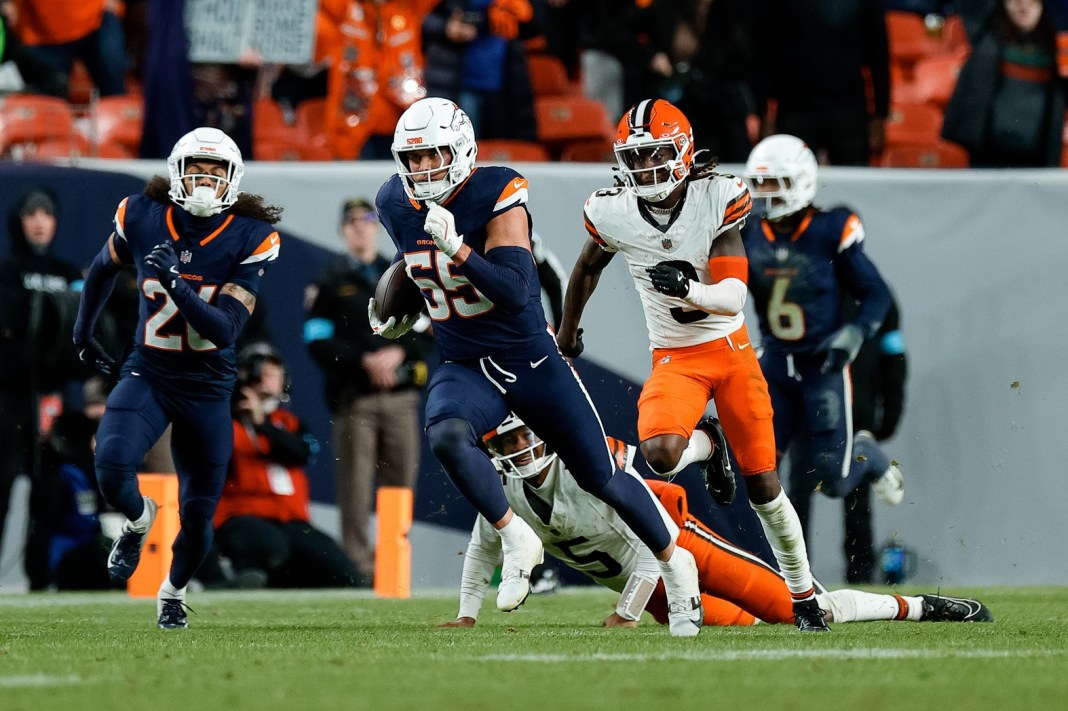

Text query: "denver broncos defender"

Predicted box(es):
[557, 99, 828, 632]
[370, 97, 704, 636]
[73, 127, 282, 628]
[741, 134, 899, 545]
[440, 415, 992, 628]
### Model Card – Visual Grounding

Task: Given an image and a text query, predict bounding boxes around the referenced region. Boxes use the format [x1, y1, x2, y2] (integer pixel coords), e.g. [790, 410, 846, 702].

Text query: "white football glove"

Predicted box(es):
[368, 298, 418, 340]
[424, 202, 463, 258]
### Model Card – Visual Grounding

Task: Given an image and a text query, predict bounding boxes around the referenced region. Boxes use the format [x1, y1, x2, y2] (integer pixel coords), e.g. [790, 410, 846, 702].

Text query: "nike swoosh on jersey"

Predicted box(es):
[530, 356, 549, 368]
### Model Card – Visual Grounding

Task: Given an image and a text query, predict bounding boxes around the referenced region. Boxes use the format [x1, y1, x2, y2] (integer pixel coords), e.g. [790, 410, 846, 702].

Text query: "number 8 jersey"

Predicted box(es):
[582, 174, 752, 350]
[112, 193, 280, 398]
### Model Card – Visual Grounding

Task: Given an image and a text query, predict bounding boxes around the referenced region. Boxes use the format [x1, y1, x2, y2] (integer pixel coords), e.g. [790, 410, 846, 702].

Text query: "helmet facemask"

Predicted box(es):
[485, 416, 557, 481]
[167, 127, 244, 217]
[392, 98, 477, 204]
[614, 140, 689, 202]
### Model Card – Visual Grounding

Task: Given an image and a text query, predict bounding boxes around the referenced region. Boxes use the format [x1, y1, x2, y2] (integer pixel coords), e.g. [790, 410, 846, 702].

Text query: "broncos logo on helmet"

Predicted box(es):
[613, 99, 696, 202]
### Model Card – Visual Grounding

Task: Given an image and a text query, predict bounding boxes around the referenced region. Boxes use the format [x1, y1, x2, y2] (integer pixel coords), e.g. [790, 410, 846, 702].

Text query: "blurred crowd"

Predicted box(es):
[1, 0, 1067, 167]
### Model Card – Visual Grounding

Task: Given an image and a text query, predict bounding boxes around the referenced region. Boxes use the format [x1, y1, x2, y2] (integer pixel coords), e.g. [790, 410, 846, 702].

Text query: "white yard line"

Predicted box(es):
[0, 673, 83, 688]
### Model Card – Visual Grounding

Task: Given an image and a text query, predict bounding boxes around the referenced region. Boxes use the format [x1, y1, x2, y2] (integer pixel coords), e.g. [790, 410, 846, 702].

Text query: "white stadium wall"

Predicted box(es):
[3, 159, 1065, 589]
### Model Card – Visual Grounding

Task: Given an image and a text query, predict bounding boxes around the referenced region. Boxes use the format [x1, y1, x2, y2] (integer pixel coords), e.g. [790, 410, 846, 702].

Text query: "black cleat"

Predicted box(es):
[697, 417, 736, 506]
[107, 497, 158, 583]
[793, 598, 831, 632]
[920, 594, 993, 622]
[157, 598, 192, 629]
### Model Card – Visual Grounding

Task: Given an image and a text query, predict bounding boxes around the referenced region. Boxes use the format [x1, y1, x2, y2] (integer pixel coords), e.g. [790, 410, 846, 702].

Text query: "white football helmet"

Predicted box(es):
[743, 134, 818, 222]
[391, 97, 477, 204]
[485, 414, 557, 480]
[167, 127, 244, 217]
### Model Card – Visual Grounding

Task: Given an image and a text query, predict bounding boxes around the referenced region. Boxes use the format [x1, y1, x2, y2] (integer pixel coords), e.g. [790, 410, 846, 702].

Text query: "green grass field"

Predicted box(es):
[2, 586, 1066, 711]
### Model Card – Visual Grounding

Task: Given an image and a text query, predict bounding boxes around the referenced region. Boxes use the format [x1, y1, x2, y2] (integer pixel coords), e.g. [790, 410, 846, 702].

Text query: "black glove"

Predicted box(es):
[559, 327, 584, 358]
[75, 337, 117, 378]
[646, 264, 690, 298]
[144, 242, 180, 289]
[820, 324, 864, 374]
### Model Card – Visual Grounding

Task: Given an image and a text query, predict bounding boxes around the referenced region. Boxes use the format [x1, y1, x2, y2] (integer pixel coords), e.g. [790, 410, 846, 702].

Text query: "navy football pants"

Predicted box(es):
[95, 373, 233, 589]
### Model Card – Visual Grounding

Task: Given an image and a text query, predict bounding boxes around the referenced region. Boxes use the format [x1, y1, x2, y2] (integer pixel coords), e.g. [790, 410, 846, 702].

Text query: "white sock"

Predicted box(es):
[750, 489, 815, 599]
[650, 429, 714, 479]
[158, 575, 186, 603]
[496, 515, 528, 551]
[820, 590, 923, 622]
[127, 496, 153, 532]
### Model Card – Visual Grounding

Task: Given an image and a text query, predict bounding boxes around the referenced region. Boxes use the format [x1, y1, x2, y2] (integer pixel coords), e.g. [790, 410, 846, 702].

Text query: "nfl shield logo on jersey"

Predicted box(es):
[661, 238, 673, 250]
[180, 250, 193, 264]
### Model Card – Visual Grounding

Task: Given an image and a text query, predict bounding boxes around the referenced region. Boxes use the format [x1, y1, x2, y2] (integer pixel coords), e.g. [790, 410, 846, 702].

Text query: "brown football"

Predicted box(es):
[374, 260, 425, 322]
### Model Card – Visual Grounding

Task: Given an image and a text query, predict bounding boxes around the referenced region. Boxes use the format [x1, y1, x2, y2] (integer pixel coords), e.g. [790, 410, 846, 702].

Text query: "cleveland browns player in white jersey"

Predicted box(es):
[439, 416, 992, 629]
[557, 98, 828, 632]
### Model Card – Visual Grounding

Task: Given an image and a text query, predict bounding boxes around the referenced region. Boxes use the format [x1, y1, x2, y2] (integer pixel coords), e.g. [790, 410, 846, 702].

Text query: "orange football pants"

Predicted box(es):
[644, 479, 794, 626]
[638, 324, 776, 475]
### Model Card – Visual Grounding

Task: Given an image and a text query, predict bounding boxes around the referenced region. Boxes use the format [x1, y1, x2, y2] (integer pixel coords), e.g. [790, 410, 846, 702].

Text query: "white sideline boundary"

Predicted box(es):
[474, 649, 1067, 663]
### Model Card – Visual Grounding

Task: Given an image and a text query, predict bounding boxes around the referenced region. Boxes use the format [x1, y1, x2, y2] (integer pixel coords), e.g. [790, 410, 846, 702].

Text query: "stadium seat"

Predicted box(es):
[478, 139, 550, 162]
[253, 97, 298, 144]
[560, 140, 614, 163]
[0, 94, 77, 157]
[910, 52, 966, 109]
[527, 53, 575, 97]
[879, 140, 970, 168]
[68, 60, 95, 105]
[941, 14, 969, 55]
[885, 103, 943, 145]
[886, 11, 943, 74]
[295, 98, 328, 148]
[535, 96, 613, 149]
[94, 94, 144, 156]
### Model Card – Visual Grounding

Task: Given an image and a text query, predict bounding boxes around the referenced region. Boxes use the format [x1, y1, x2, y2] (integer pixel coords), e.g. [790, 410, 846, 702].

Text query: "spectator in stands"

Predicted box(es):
[316, 0, 436, 160]
[422, 0, 538, 141]
[663, 0, 759, 163]
[0, 187, 82, 575]
[751, 0, 890, 165]
[25, 376, 114, 591]
[942, 0, 1067, 167]
[5, 0, 126, 97]
[304, 198, 434, 582]
[841, 291, 908, 583]
[214, 343, 365, 588]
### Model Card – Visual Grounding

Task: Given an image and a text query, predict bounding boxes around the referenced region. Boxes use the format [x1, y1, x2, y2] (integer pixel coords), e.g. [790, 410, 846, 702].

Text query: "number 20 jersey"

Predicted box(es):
[113, 193, 280, 398]
[375, 167, 548, 361]
[582, 174, 752, 350]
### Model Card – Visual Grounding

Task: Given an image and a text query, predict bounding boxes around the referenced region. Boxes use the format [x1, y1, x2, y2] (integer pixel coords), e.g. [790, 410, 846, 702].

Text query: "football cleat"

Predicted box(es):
[873, 463, 905, 506]
[920, 594, 993, 622]
[696, 417, 736, 506]
[157, 598, 191, 629]
[107, 497, 158, 583]
[659, 547, 703, 637]
[496, 518, 545, 612]
[793, 597, 831, 632]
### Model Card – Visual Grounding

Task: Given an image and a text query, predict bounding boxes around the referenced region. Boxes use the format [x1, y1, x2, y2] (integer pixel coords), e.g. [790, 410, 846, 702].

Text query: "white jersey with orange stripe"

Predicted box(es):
[582, 174, 752, 350]
[467, 439, 673, 595]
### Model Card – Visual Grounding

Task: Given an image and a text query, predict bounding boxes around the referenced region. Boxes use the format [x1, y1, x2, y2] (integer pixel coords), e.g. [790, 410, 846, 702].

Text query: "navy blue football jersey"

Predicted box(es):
[111, 193, 281, 398]
[375, 167, 548, 361]
[743, 207, 888, 355]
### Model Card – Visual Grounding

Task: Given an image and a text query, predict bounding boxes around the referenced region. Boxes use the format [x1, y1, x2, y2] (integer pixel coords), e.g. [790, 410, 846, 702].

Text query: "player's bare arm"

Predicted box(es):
[558, 240, 614, 355]
[712, 224, 746, 258]
[222, 282, 257, 314]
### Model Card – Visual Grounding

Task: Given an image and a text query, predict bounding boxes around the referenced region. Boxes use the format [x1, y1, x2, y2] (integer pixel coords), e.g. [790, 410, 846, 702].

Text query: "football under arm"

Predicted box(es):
[166, 280, 255, 348]
[73, 234, 126, 344]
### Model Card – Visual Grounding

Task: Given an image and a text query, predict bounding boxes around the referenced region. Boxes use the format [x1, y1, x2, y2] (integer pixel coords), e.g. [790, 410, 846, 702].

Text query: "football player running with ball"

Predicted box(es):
[557, 99, 828, 631]
[73, 127, 282, 628]
[369, 98, 704, 636]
